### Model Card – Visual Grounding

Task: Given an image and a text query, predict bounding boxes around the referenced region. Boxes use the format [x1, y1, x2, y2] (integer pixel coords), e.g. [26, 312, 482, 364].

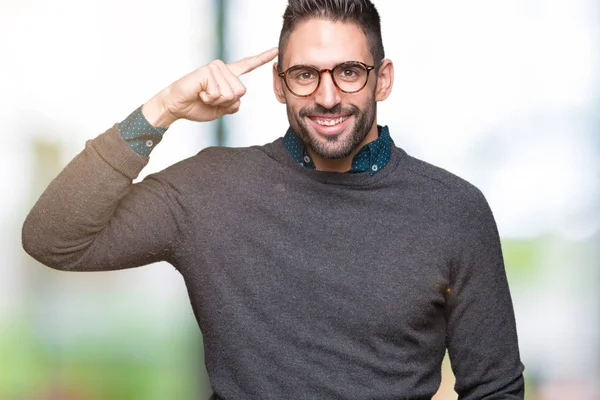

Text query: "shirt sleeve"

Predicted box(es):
[118, 105, 168, 156]
[446, 189, 525, 399]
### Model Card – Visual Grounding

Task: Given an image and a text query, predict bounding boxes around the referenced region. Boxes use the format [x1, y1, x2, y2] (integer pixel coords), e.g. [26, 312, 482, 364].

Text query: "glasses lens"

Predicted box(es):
[332, 62, 369, 93]
[285, 66, 320, 96]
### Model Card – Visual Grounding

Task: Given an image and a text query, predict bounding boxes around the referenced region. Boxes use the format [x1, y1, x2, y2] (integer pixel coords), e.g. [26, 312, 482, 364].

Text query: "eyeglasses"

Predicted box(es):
[278, 61, 377, 97]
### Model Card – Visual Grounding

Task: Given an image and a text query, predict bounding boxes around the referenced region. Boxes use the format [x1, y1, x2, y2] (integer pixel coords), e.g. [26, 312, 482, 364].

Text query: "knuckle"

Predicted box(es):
[197, 65, 210, 78]
[225, 100, 240, 112]
[211, 59, 225, 67]
[244, 59, 256, 70]
[236, 85, 247, 97]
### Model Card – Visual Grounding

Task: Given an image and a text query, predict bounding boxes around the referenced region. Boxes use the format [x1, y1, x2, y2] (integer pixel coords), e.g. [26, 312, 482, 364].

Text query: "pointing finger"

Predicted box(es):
[228, 47, 279, 77]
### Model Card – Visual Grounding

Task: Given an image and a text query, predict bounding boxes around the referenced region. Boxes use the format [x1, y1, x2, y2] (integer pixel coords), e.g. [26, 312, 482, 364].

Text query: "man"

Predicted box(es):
[22, 0, 525, 398]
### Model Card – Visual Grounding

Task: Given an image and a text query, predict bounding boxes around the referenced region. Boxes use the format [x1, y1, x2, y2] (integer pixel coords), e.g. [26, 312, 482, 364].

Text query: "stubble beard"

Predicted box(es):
[287, 95, 377, 160]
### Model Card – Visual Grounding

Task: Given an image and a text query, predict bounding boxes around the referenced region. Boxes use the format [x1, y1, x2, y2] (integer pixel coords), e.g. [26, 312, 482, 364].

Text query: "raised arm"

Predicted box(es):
[22, 48, 278, 271]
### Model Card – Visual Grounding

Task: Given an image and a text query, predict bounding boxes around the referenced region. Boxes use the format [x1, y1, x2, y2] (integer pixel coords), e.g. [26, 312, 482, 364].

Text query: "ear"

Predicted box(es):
[273, 62, 287, 104]
[375, 59, 394, 102]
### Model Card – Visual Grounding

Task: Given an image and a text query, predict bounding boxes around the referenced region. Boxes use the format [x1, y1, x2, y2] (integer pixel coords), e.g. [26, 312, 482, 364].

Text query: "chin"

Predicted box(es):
[308, 130, 358, 160]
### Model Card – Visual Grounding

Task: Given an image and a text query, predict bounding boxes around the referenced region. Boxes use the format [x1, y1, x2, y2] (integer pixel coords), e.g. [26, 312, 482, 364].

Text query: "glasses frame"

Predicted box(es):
[278, 61, 377, 98]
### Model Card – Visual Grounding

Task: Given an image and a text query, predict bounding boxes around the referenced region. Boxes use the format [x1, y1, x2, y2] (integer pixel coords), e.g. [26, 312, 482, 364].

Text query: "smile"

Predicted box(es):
[312, 116, 349, 126]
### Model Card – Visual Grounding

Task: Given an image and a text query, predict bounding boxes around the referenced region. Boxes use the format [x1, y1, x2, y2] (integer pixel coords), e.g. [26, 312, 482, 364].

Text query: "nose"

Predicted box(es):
[314, 71, 342, 109]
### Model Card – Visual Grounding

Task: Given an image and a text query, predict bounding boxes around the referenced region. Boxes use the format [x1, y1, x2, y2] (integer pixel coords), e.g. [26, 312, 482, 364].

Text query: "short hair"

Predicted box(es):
[277, 0, 385, 69]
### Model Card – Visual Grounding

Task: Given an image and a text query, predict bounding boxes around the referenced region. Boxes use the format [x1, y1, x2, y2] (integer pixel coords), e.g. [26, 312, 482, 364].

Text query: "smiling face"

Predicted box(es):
[274, 18, 393, 171]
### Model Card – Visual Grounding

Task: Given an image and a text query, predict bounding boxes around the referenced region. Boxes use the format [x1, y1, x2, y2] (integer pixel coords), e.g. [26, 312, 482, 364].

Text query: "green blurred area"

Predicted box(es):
[0, 320, 204, 400]
[502, 237, 545, 281]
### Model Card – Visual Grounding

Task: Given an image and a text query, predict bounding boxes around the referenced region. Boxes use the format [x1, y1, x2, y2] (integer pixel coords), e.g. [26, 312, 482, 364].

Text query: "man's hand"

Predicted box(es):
[142, 47, 279, 128]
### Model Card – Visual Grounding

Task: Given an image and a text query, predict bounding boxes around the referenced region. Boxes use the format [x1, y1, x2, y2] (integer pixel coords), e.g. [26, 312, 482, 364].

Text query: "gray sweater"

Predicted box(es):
[22, 125, 524, 399]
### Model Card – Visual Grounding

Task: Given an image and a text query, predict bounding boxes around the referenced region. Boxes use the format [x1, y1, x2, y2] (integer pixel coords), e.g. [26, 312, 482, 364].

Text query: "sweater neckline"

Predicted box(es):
[261, 136, 406, 187]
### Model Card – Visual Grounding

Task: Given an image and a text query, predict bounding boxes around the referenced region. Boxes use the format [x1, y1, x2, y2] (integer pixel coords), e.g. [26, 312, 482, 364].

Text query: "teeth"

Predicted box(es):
[315, 116, 348, 126]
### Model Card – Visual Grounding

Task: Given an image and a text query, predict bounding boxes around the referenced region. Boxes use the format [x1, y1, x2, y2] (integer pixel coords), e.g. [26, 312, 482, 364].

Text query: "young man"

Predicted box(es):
[23, 0, 525, 398]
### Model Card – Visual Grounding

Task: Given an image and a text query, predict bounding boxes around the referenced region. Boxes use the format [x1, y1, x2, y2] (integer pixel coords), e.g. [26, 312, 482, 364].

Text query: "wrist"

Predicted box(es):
[142, 91, 177, 128]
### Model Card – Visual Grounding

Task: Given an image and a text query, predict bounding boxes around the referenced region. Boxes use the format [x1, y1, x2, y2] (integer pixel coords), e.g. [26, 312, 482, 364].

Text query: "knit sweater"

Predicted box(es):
[22, 125, 525, 399]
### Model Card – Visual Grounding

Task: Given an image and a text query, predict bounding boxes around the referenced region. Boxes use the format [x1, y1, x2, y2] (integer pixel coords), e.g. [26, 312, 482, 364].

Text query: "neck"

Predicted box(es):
[309, 122, 379, 173]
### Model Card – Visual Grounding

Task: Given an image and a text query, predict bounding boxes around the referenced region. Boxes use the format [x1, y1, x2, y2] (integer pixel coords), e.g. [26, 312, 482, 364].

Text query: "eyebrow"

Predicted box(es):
[287, 61, 367, 70]
[287, 63, 320, 69]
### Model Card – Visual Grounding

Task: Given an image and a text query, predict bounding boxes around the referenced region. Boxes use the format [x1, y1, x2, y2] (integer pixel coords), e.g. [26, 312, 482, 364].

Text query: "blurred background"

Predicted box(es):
[1, 0, 598, 399]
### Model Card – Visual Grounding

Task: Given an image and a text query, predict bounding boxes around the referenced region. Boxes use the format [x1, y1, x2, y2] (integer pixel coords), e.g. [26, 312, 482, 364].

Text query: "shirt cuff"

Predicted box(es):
[118, 105, 168, 156]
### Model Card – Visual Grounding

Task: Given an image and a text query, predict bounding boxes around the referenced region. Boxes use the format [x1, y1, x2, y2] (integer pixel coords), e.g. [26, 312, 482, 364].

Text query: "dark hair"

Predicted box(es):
[277, 0, 385, 70]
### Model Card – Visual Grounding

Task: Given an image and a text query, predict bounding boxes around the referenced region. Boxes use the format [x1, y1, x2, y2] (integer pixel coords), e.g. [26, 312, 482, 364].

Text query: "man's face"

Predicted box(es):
[275, 19, 379, 160]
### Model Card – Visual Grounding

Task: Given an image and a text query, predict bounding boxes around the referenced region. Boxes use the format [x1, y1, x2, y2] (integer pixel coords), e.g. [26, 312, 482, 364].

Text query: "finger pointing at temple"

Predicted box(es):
[228, 47, 279, 77]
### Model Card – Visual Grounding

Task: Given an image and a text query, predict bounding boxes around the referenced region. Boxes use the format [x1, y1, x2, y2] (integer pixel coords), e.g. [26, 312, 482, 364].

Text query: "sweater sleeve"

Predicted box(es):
[22, 125, 186, 271]
[445, 189, 525, 399]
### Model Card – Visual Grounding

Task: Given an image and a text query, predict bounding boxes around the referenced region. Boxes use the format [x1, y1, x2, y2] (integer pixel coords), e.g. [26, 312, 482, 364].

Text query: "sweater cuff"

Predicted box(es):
[118, 106, 168, 156]
[90, 124, 149, 180]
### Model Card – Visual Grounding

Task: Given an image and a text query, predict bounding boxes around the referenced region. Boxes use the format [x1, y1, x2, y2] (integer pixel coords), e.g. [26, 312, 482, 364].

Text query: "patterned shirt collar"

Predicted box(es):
[283, 125, 394, 176]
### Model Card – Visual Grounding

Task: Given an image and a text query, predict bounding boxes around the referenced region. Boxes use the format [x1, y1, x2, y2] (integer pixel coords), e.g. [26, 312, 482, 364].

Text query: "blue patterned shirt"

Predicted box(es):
[283, 125, 394, 175]
[118, 106, 167, 157]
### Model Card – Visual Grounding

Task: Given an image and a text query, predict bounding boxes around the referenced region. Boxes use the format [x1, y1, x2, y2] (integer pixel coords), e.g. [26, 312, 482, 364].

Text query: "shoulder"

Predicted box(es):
[394, 150, 501, 250]
[161, 145, 264, 177]
[396, 148, 490, 214]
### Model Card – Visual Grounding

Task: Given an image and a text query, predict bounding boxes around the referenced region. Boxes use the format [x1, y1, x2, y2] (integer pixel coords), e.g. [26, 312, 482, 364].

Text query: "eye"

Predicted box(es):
[341, 69, 358, 77]
[335, 64, 364, 81]
[298, 71, 316, 80]
[290, 68, 317, 81]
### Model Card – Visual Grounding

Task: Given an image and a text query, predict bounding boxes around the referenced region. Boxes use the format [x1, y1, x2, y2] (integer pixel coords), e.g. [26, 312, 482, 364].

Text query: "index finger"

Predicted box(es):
[228, 47, 279, 77]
